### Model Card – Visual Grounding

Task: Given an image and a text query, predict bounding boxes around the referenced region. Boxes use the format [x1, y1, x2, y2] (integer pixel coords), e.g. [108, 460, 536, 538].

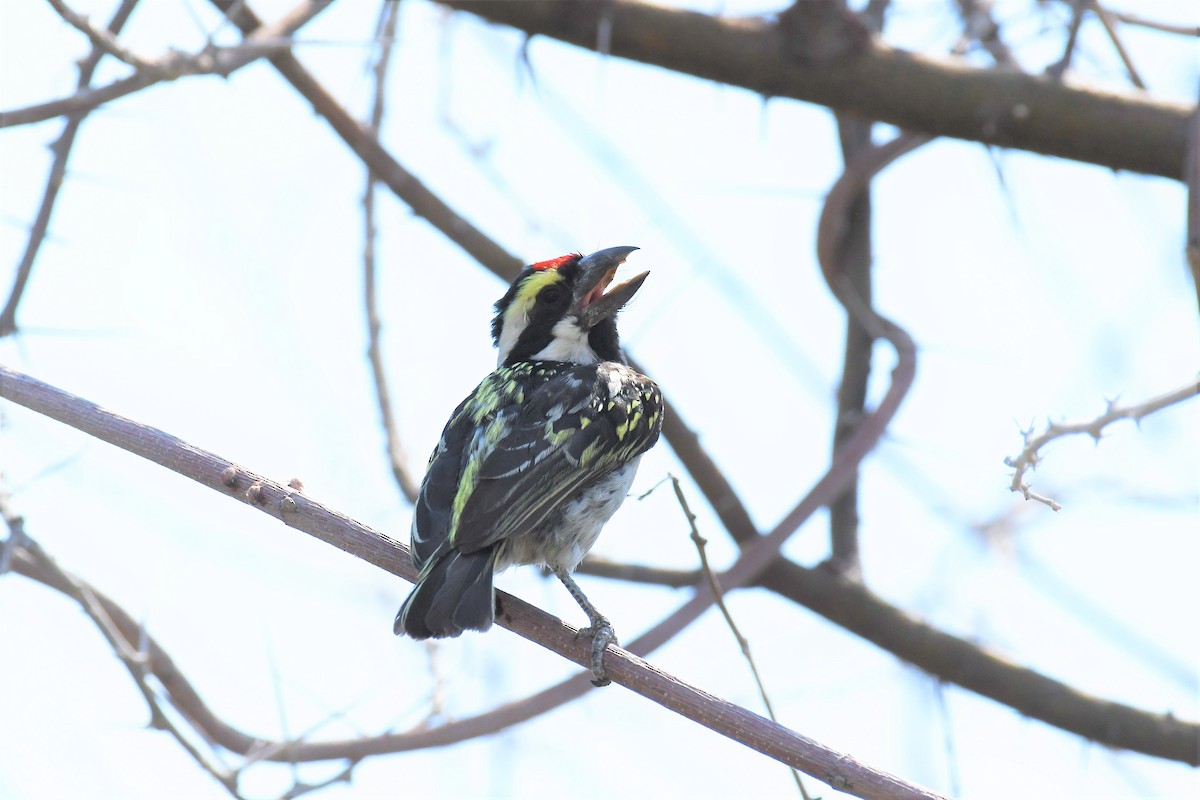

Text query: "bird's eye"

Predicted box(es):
[538, 286, 565, 305]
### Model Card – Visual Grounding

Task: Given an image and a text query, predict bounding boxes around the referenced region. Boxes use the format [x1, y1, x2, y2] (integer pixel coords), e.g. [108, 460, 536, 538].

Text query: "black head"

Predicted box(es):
[491, 246, 648, 366]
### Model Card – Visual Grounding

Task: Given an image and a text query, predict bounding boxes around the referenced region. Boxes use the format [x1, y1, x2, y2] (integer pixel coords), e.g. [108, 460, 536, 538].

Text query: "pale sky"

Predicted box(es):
[1, 1, 1197, 798]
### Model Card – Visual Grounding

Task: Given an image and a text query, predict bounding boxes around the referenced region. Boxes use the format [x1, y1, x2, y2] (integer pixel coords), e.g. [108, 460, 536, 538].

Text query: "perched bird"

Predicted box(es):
[394, 246, 664, 686]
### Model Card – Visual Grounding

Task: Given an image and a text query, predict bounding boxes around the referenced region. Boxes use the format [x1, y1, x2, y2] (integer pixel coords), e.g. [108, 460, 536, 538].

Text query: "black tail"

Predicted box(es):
[394, 547, 498, 639]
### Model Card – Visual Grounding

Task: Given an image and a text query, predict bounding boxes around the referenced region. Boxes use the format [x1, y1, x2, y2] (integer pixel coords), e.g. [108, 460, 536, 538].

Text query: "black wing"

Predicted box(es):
[409, 362, 662, 568]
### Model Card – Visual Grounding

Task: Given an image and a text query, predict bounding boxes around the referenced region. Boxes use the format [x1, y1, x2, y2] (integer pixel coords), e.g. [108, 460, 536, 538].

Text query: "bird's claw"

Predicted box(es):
[576, 619, 618, 687]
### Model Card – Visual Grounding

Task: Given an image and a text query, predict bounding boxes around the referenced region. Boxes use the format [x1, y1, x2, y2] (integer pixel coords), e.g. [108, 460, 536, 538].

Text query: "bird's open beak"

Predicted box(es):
[572, 245, 649, 329]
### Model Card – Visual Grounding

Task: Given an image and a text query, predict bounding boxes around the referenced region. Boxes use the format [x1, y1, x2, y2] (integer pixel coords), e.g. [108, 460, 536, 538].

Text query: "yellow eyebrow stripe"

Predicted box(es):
[503, 269, 563, 334]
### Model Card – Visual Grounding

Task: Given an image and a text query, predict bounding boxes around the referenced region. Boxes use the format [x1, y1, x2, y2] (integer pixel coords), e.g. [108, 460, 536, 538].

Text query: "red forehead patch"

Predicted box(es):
[530, 253, 581, 271]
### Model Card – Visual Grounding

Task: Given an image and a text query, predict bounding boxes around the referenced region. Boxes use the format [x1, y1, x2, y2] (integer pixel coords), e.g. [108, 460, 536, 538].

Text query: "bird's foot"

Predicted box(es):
[575, 618, 618, 687]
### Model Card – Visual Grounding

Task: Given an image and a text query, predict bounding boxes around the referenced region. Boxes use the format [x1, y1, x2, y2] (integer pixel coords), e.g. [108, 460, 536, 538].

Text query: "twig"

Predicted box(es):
[811, 126, 927, 568]
[570, 545, 1200, 767]
[1046, 0, 1086, 79]
[6, 366, 1195, 766]
[0, 0, 141, 337]
[653, 475, 812, 799]
[362, 0, 420, 504]
[577, 557, 700, 587]
[1004, 378, 1200, 511]
[1186, 92, 1200, 315]
[0, 364, 947, 800]
[436, 0, 1193, 181]
[0, 505, 243, 797]
[826, 110, 876, 578]
[209, 0, 523, 277]
[932, 682, 962, 799]
[0, 0, 332, 129]
[213, 0, 763, 548]
[44, 0, 161, 74]
[1110, 10, 1200, 37]
[953, 0, 1017, 66]
[0, 490, 29, 575]
[1089, 1, 1147, 89]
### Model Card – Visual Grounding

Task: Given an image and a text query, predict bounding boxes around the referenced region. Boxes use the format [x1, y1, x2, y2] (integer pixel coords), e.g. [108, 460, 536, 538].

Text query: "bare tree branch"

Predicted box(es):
[0, 0, 141, 337]
[0, 364, 947, 800]
[577, 557, 699, 587]
[1089, 1, 1147, 89]
[435, 0, 1191, 180]
[756, 556, 1200, 767]
[1046, 0, 1087, 80]
[578, 550, 1200, 766]
[206, 0, 768, 566]
[953, 0, 1017, 65]
[0, 0, 332, 129]
[645, 475, 809, 798]
[1110, 10, 1200, 37]
[208, 0, 525, 280]
[1004, 378, 1200, 510]
[1187, 93, 1200, 314]
[6, 532, 244, 796]
[362, 0, 421, 504]
[6, 361, 1195, 767]
[826, 111, 875, 577]
[44, 0, 160, 75]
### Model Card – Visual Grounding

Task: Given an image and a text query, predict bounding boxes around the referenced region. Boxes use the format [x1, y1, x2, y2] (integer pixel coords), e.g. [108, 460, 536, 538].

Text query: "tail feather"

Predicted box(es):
[395, 548, 498, 639]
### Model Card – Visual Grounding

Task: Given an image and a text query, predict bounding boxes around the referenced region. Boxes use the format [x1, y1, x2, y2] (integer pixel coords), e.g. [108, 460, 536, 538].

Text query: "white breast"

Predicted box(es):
[498, 457, 641, 572]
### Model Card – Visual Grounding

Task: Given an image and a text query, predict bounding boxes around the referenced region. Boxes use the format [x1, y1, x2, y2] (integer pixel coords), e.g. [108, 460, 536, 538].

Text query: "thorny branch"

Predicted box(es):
[44, 0, 162, 75]
[437, 0, 1192, 180]
[0, 364, 947, 800]
[0, 0, 331, 129]
[1087, 0, 1147, 89]
[1004, 378, 1200, 511]
[2, 0, 1190, 782]
[208, 0, 524, 278]
[6, 354, 1194, 772]
[362, 0, 421, 504]
[193, 0, 1200, 766]
[642, 475, 809, 799]
[1046, 0, 1087, 79]
[826, 108, 876, 577]
[0, 499, 242, 797]
[1187, 95, 1200, 314]
[0, 0, 140, 337]
[953, 0, 1016, 65]
[1109, 9, 1200, 37]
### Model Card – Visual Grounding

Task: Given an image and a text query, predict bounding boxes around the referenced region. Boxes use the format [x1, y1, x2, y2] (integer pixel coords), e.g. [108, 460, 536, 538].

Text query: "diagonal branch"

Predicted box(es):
[0, 0, 332, 129]
[1187, 94, 1200, 314]
[826, 111, 876, 577]
[578, 551, 1200, 766]
[435, 0, 1191, 180]
[209, 0, 524, 280]
[1109, 10, 1200, 37]
[361, 0, 421, 504]
[0, 0, 141, 337]
[6, 529, 244, 796]
[1004, 378, 1200, 510]
[1088, 1, 1146, 89]
[44, 0, 160, 74]
[7, 363, 1195, 767]
[0, 364, 945, 800]
[656, 474, 810, 798]
[206, 0, 765, 554]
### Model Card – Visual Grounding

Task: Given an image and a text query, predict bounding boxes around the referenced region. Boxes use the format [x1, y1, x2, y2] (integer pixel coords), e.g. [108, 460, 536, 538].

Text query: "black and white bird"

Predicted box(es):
[395, 246, 663, 686]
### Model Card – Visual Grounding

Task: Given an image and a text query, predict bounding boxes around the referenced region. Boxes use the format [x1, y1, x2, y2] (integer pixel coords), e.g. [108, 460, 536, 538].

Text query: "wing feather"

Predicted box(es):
[410, 362, 663, 565]
[454, 363, 661, 553]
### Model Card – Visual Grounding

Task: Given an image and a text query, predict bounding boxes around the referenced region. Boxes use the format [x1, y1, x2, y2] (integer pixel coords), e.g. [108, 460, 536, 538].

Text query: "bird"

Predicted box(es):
[394, 245, 664, 686]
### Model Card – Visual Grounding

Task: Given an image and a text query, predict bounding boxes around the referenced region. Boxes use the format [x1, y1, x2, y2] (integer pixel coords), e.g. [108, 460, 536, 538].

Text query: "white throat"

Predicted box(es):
[526, 317, 600, 365]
